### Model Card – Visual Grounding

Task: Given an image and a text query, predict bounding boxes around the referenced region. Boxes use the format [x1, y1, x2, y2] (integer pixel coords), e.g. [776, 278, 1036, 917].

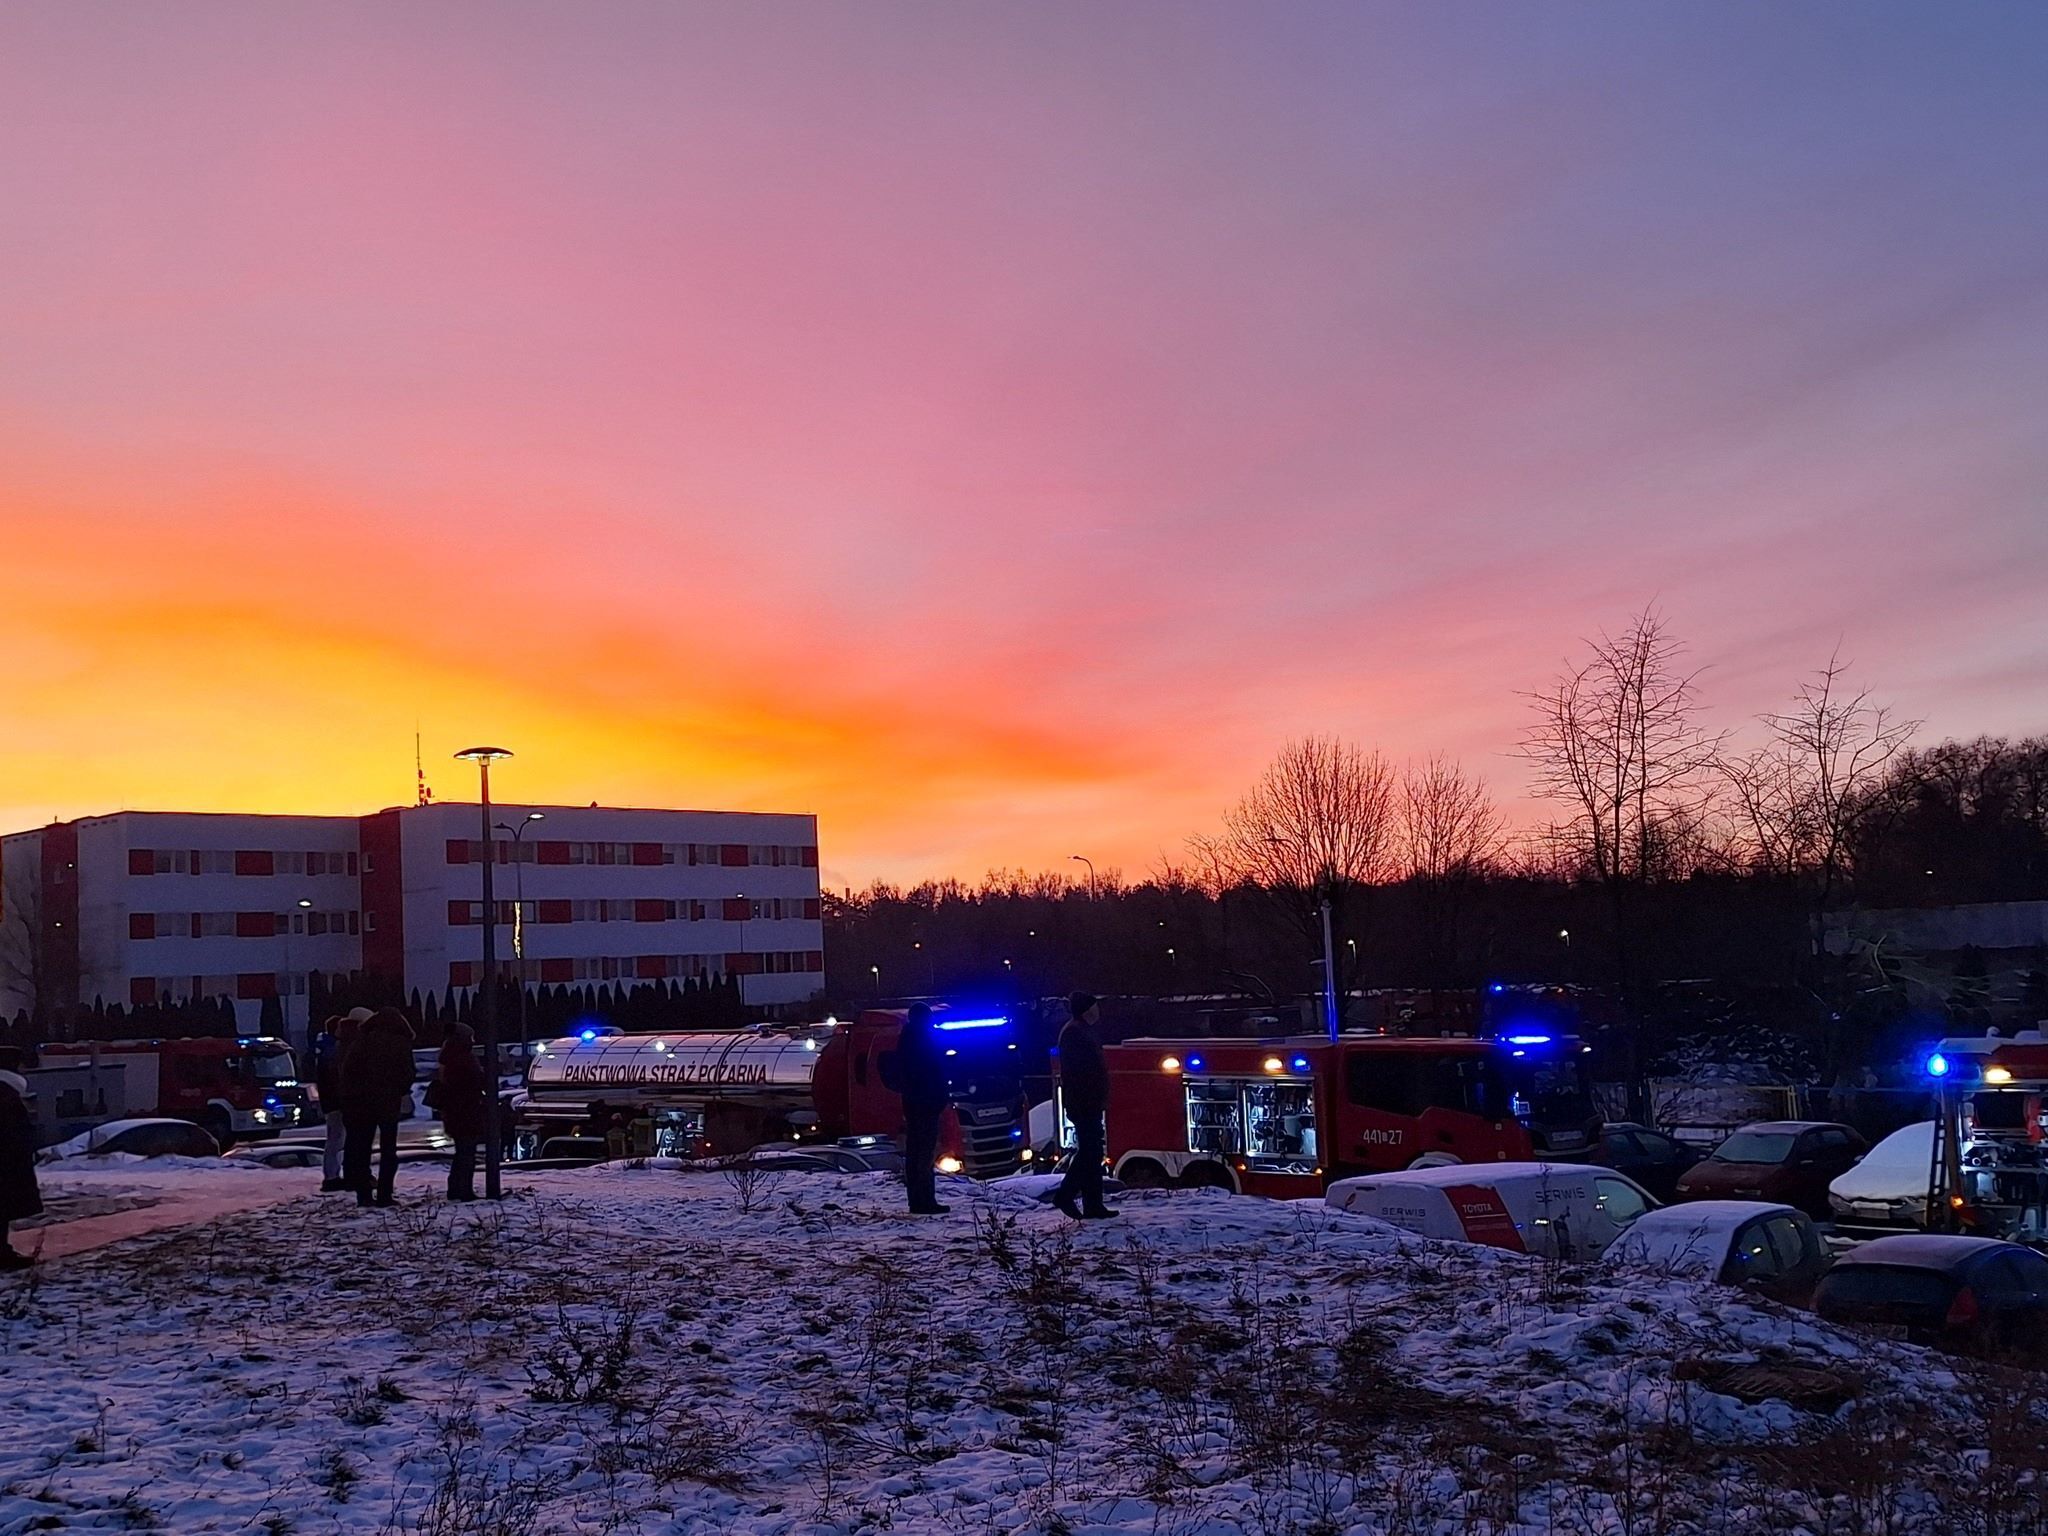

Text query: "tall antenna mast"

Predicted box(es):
[415, 729, 433, 807]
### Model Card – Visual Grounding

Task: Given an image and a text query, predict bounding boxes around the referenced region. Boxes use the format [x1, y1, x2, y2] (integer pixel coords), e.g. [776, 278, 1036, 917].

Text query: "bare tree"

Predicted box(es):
[1726, 653, 1917, 911]
[0, 855, 73, 1041]
[1400, 756, 1508, 992]
[1192, 736, 1400, 978]
[1521, 609, 1725, 1045]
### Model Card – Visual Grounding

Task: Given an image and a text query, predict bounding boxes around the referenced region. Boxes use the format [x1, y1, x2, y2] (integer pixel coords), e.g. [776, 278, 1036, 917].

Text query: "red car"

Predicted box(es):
[1674, 1121, 1868, 1220]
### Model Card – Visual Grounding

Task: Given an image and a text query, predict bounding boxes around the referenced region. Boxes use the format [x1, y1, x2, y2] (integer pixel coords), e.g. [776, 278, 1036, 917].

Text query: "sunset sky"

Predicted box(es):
[3, 5, 2046, 886]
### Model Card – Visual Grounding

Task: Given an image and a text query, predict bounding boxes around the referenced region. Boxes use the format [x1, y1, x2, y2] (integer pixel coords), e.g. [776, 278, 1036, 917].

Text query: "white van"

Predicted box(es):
[1325, 1161, 1657, 1259]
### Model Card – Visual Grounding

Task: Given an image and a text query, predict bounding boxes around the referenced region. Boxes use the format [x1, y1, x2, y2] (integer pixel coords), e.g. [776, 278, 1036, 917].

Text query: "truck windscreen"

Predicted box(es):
[249, 1048, 297, 1082]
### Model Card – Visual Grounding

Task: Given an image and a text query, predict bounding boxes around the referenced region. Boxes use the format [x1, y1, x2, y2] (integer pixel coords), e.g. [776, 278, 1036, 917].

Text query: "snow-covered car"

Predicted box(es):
[1814, 1234, 2048, 1358]
[682, 1143, 904, 1176]
[37, 1118, 222, 1163]
[1326, 1162, 1657, 1259]
[1828, 1122, 1934, 1232]
[1602, 1200, 1829, 1303]
[222, 1141, 327, 1169]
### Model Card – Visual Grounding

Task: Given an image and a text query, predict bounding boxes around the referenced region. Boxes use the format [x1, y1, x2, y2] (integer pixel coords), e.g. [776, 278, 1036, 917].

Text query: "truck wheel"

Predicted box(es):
[1178, 1161, 1234, 1192]
[1119, 1158, 1170, 1190]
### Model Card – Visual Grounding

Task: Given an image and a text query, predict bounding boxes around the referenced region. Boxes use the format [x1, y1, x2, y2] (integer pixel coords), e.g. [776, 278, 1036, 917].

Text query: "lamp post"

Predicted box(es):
[282, 898, 312, 1051]
[495, 812, 545, 1045]
[736, 891, 750, 1009]
[456, 746, 513, 1200]
[1069, 854, 1095, 897]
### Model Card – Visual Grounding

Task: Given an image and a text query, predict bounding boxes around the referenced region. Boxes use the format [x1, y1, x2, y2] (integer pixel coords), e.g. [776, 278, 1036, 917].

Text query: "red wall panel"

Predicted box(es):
[235, 850, 274, 876]
[129, 912, 155, 940]
[129, 849, 154, 876]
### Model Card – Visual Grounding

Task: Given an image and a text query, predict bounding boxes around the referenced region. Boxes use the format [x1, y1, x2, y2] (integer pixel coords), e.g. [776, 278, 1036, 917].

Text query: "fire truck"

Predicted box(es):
[1925, 1029, 2048, 1242]
[512, 1008, 1028, 1176]
[1080, 1032, 1591, 1199]
[40, 1036, 311, 1144]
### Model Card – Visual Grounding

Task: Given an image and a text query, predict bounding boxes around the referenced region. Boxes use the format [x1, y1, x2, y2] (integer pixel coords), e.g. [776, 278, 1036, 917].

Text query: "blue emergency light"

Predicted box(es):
[1505, 1034, 1553, 1047]
[1927, 1052, 1951, 1078]
[1291, 1055, 1311, 1072]
[579, 1029, 599, 1043]
[935, 1015, 1008, 1032]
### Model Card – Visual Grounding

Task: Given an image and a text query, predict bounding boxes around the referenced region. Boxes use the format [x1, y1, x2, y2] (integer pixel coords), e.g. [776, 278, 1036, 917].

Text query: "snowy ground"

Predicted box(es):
[5, 1164, 2048, 1536]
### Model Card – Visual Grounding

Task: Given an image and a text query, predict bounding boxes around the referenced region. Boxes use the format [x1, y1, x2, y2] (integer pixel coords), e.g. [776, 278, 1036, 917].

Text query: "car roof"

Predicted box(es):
[1732, 1121, 1851, 1134]
[1834, 1235, 2034, 1271]
[1628, 1200, 1802, 1234]
[1335, 1161, 1608, 1190]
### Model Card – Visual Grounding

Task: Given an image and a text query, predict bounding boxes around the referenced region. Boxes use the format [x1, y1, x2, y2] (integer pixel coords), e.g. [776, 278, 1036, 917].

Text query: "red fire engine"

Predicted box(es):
[41, 1036, 310, 1143]
[1926, 1031, 2048, 1242]
[1080, 1034, 1540, 1199]
[512, 1009, 1028, 1176]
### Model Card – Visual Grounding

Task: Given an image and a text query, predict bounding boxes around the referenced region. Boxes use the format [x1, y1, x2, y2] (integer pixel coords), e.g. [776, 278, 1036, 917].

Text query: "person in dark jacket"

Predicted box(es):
[314, 1010, 366, 1192]
[436, 1022, 487, 1202]
[896, 1003, 951, 1214]
[1053, 992, 1115, 1220]
[340, 1007, 416, 1208]
[0, 1069, 43, 1270]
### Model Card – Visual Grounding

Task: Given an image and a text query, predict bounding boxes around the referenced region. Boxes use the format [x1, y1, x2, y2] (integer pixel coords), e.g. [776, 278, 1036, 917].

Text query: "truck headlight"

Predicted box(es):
[937, 1156, 963, 1175]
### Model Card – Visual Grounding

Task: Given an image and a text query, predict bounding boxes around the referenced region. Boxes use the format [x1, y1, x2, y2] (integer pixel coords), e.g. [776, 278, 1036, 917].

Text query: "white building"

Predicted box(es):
[0, 803, 824, 1038]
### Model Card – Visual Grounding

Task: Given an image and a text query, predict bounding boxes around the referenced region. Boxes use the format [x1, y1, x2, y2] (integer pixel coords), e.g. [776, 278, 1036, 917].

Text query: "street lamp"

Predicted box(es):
[495, 812, 545, 1045]
[869, 964, 880, 997]
[281, 898, 312, 1050]
[455, 745, 513, 1201]
[735, 891, 750, 1009]
[1069, 854, 1095, 897]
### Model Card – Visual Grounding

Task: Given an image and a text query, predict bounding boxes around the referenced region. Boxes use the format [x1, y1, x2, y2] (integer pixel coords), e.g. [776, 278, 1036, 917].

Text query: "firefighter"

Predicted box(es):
[0, 1069, 41, 1271]
[897, 1002, 950, 1215]
[1053, 992, 1116, 1220]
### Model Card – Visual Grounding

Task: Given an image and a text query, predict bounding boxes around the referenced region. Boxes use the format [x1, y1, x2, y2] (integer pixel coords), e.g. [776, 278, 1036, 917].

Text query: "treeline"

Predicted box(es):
[827, 610, 2048, 1070]
[5, 969, 751, 1052]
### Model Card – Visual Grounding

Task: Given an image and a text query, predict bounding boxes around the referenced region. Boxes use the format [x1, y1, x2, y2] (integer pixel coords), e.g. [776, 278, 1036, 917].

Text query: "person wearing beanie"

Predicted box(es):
[0, 1068, 42, 1270]
[1053, 993, 1115, 1220]
[435, 1022, 486, 1202]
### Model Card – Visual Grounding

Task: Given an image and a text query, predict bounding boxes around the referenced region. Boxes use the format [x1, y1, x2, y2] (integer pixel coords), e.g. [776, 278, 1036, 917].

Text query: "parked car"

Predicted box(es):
[1814, 1234, 2048, 1359]
[682, 1142, 905, 1176]
[37, 1118, 222, 1163]
[222, 1141, 327, 1169]
[1674, 1121, 1867, 1219]
[1327, 1161, 1658, 1259]
[1603, 1200, 1830, 1303]
[1589, 1122, 1703, 1201]
[1828, 1122, 1935, 1232]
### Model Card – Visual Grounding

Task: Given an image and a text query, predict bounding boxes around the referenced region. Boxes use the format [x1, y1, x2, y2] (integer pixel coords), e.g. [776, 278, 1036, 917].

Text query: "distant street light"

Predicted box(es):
[455, 745, 513, 1201]
[282, 898, 313, 1050]
[869, 964, 881, 997]
[495, 812, 545, 1044]
[1069, 854, 1095, 897]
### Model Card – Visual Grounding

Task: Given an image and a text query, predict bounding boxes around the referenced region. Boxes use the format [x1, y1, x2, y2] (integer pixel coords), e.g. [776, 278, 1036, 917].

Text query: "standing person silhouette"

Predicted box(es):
[1053, 993, 1115, 1220]
[896, 1003, 951, 1215]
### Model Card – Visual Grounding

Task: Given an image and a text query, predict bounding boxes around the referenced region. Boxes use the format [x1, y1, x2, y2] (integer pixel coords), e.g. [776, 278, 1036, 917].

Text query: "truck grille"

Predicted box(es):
[957, 1100, 1023, 1178]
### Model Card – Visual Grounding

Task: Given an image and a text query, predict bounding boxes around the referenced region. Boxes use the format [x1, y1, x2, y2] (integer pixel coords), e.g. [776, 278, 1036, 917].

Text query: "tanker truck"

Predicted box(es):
[511, 1008, 1028, 1177]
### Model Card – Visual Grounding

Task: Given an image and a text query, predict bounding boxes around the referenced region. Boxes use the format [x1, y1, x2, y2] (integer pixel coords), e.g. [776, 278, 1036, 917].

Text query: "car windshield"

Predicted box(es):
[1817, 1266, 1955, 1309]
[1712, 1131, 1798, 1163]
[248, 1048, 297, 1082]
